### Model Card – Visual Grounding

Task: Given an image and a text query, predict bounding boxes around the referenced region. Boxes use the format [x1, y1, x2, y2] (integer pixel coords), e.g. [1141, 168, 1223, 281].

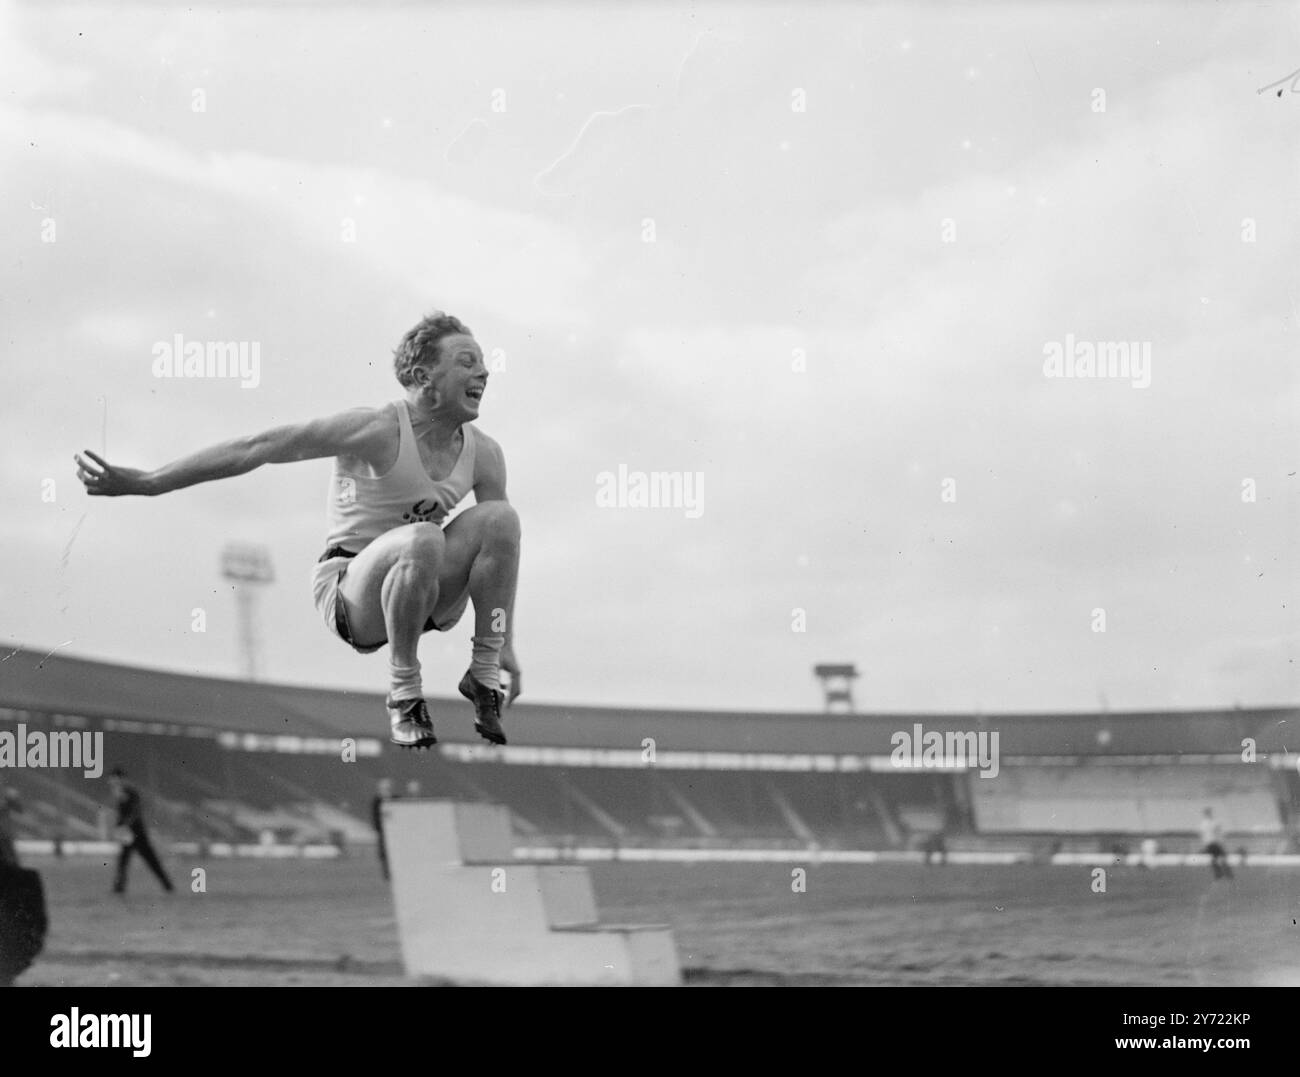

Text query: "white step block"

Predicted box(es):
[398, 912, 680, 985]
[392, 864, 596, 938]
[384, 798, 514, 865]
[384, 799, 681, 986]
[560, 925, 681, 986]
[537, 866, 599, 928]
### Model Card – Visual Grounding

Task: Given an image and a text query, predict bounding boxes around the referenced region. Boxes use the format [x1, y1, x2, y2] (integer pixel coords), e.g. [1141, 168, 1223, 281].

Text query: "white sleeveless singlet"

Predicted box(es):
[323, 401, 479, 554]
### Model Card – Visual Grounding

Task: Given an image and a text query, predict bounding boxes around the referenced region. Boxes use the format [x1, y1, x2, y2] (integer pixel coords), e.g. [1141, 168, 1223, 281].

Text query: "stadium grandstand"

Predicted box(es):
[0, 645, 1297, 861]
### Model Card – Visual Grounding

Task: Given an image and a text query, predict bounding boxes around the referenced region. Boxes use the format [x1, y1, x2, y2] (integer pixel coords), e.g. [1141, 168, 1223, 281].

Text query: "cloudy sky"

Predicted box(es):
[2, 1, 1296, 713]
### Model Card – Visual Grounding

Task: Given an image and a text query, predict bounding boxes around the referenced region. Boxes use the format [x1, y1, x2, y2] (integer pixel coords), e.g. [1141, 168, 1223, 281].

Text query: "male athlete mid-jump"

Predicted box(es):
[74, 312, 521, 749]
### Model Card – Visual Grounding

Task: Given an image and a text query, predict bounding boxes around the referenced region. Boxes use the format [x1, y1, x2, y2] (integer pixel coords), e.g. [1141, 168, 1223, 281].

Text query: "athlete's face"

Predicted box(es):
[414, 333, 487, 420]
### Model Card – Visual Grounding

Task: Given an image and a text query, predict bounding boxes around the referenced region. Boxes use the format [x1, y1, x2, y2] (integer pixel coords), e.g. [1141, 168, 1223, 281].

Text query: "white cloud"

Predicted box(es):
[0, 0, 91, 103]
[0, 107, 594, 331]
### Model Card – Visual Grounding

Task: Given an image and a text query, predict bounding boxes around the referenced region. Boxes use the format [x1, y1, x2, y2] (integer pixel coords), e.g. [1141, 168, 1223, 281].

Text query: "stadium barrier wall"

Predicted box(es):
[971, 764, 1282, 834]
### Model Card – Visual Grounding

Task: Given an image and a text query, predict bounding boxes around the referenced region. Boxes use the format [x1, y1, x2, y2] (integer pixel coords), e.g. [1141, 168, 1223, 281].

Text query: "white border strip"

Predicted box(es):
[15, 839, 340, 859]
[512, 847, 1300, 866]
[16, 839, 1300, 867]
[439, 743, 1282, 771]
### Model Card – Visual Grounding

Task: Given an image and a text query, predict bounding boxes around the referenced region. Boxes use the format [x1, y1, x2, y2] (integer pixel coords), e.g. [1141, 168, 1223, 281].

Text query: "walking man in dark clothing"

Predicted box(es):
[1199, 807, 1234, 881]
[109, 770, 174, 894]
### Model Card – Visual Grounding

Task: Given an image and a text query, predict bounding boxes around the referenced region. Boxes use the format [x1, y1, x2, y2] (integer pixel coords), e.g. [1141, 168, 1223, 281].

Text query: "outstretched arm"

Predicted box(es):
[75, 408, 384, 497]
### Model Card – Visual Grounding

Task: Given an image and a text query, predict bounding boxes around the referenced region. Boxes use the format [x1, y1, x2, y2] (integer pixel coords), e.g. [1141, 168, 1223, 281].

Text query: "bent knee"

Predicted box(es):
[478, 501, 521, 543]
[395, 523, 447, 567]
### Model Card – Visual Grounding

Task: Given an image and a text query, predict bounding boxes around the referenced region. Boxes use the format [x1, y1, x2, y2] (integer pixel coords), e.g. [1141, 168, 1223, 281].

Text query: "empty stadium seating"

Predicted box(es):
[1, 647, 1297, 857]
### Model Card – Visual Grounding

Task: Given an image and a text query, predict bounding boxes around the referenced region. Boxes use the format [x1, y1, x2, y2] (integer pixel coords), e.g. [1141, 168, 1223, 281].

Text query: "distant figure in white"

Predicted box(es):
[1198, 808, 1233, 881]
[75, 312, 521, 749]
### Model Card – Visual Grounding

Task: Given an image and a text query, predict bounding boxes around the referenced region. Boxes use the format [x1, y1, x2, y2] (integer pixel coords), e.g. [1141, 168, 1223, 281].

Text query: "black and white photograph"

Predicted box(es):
[0, 0, 1297, 1048]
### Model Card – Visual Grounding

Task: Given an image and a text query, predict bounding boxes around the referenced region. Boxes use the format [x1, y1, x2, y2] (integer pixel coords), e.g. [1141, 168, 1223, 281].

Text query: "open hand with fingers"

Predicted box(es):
[74, 450, 153, 497]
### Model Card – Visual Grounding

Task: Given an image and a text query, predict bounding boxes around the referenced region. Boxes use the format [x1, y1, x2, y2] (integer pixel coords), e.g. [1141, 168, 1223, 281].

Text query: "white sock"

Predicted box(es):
[469, 636, 506, 692]
[388, 660, 423, 703]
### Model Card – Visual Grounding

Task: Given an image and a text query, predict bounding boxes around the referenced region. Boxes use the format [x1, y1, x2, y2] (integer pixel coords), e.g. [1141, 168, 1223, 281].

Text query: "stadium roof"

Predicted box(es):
[0, 644, 1295, 757]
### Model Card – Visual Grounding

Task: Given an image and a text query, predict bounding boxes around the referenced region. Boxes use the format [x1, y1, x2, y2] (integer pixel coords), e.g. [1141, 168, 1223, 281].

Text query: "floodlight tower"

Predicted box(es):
[220, 543, 275, 681]
[813, 663, 859, 714]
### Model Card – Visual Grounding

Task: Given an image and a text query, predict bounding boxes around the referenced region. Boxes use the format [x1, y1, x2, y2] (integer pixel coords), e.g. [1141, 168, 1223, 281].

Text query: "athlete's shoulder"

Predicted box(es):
[468, 425, 507, 498]
[309, 403, 399, 464]
[322, 403, 394, 433]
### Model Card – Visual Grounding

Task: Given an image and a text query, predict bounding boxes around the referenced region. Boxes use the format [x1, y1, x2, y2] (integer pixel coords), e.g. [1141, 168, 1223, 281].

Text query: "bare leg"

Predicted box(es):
[380, 528, 444, 669]
[456, 503, 521, 639]
[335, 504, 519, 675]
[336, 523, 445, 651]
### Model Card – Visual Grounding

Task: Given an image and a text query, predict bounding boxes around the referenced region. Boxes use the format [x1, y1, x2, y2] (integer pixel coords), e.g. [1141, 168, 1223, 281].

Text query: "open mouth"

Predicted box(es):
[465, 386, 484, 401]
